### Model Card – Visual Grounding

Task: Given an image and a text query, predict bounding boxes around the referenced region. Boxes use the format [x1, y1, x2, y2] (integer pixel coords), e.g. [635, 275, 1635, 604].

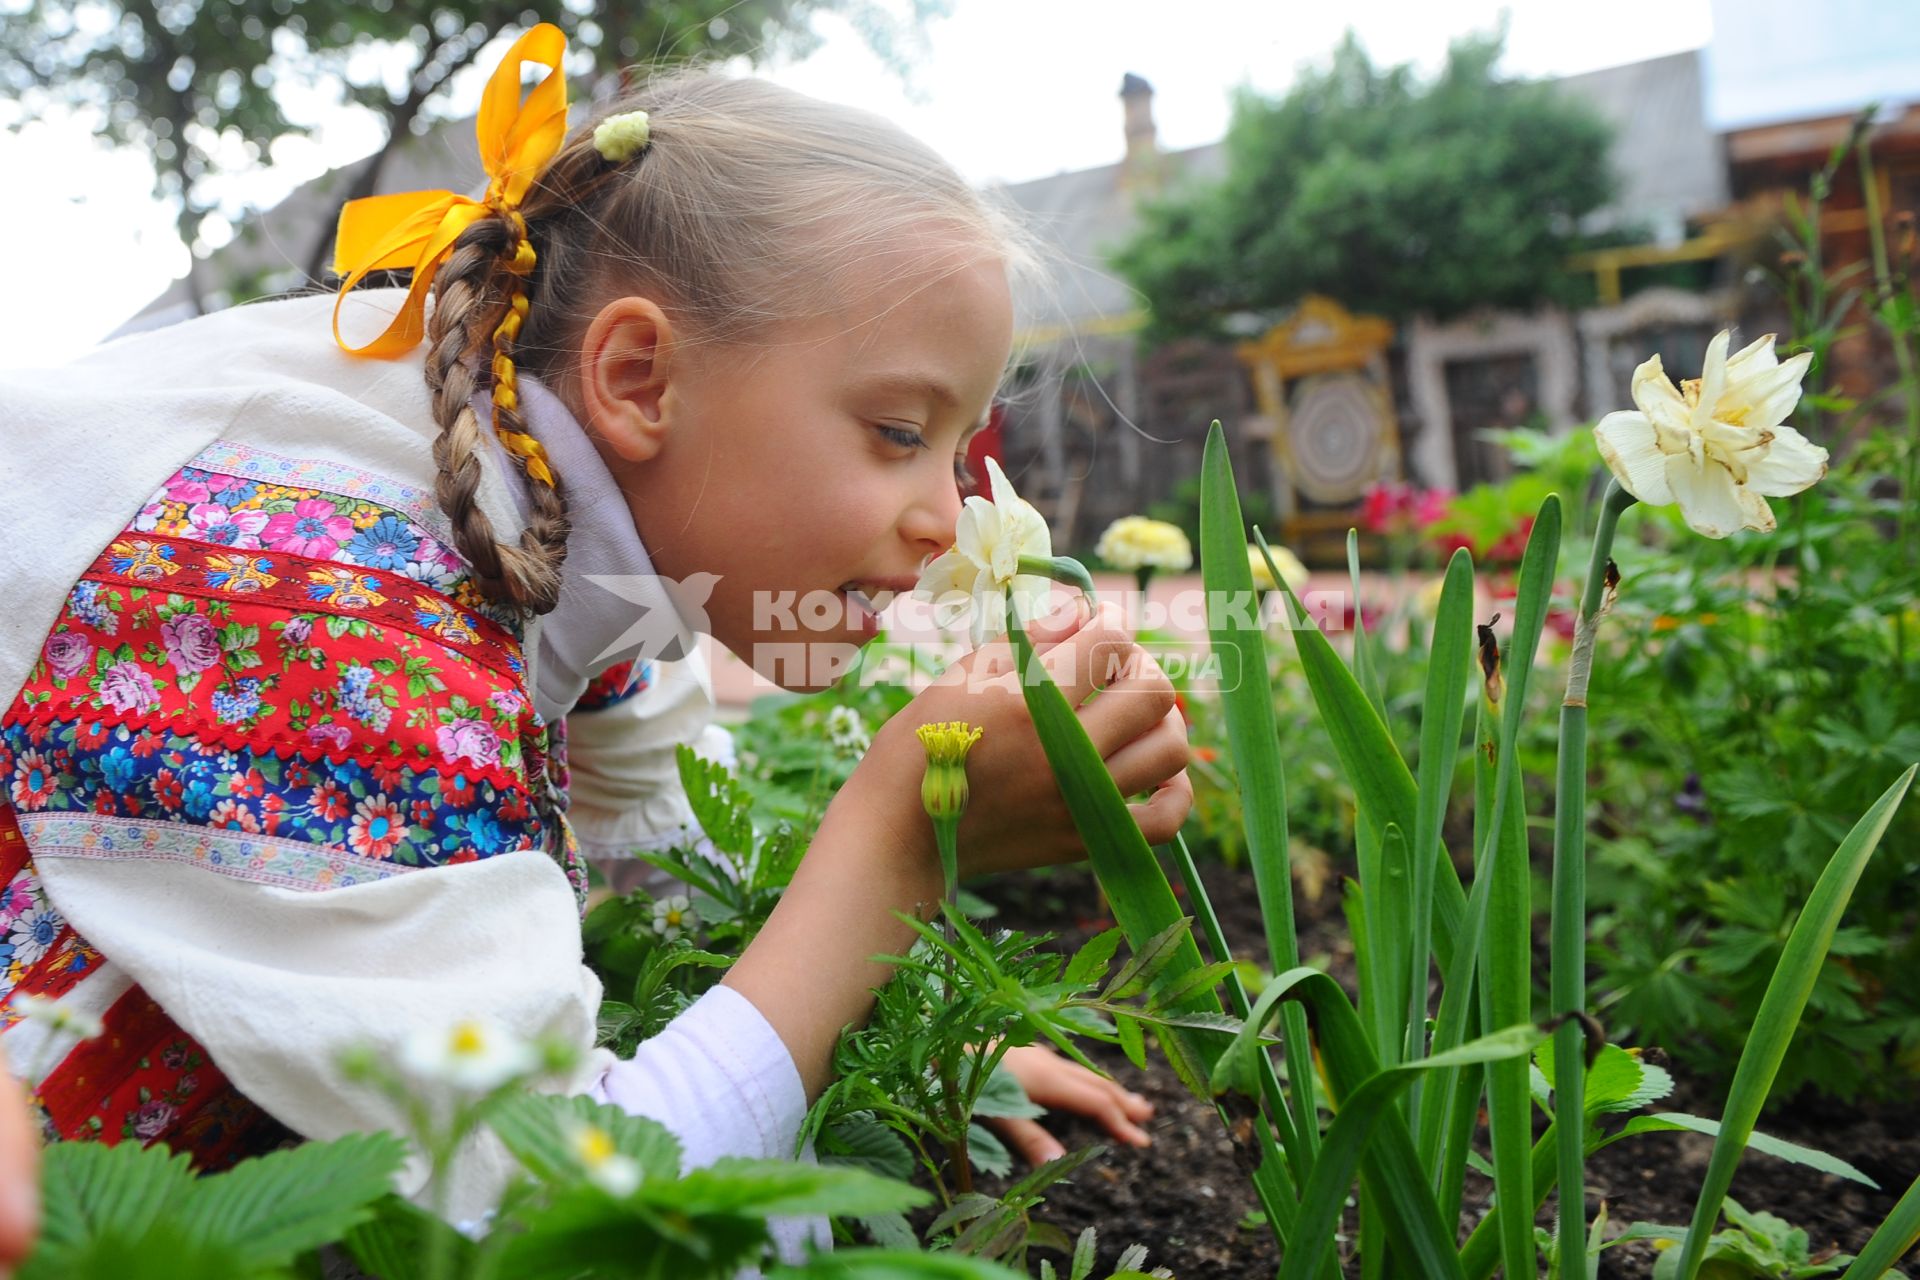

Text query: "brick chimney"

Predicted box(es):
[1120, 73, 1161, 190]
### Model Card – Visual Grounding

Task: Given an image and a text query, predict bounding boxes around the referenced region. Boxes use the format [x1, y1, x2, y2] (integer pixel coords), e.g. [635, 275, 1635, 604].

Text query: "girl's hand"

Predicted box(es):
[987, 1044, 1153, 1166]
[846, 597, 1193, 882]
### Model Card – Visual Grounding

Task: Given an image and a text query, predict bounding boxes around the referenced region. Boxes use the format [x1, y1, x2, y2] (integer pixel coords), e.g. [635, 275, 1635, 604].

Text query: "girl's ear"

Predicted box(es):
[579, 295, 678, 462]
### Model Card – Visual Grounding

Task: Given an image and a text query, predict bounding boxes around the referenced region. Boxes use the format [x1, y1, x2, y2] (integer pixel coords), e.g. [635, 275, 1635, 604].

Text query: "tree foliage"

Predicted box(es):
[0, 0, 942, 299]
[1111, 30, 1617, 339]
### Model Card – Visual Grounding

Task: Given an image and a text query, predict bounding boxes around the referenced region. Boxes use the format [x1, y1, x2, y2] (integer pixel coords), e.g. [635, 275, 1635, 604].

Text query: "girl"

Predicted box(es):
[0, 23, 1191, 1252]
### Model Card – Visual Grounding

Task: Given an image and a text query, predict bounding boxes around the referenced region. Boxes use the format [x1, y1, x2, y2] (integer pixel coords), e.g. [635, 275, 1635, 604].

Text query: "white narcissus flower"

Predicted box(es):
[650, 894, 695, 942]
[568, 1120, 642, 1197]
[399, 1018, 537, 1094]
[1593, 331, 1826, 538]
[1096, 516, 1194, 574]
[1249, 543, 1309, 593]
[914, 456, 1054, 647]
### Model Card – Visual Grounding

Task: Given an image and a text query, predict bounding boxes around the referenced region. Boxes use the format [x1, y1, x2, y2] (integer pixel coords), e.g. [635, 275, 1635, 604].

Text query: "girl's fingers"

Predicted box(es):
[1077, 654, 1177, 753]
[1059, 1076, 1154, 1147]
[985, 1115, 1066, 1167]
[1098, 707, 1190, 796]
[1127, 770, 1194, 846]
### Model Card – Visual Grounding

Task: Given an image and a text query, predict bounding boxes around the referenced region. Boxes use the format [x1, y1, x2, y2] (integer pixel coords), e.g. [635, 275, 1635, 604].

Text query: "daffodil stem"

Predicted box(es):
[1017, 554, 1099, 611]
[1550, 478, 1635, 1278]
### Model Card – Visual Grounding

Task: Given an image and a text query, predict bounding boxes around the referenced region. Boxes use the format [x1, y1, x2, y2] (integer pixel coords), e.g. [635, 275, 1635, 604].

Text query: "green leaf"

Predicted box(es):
[172, 1131, 406, 1267]
[1201, 424, 1318, 1154]
[1839, 1170, 1920, 1279]
[1616, 1113, 1877, 1187]
[1675, 765, 1916, 1280]
[340, 1195, 476, 1280]
[966, 1122, 1014, 1178]
[31, 1141, 196, 1266]
[670, 1158, 929, 1219]
[1536, 1041, 1675, 1116]
[1101, 919, 1194, 1001]
[971, 1065, 1045, 1121]
[488, 1092, 684, 1185]
[1213, 965, 1471, 1278]
[1063, 927, 1124, 988]
[676, 743, 754, 856]
[822, 1114, 916, 1181]
[1006, 615, 1217, 1098]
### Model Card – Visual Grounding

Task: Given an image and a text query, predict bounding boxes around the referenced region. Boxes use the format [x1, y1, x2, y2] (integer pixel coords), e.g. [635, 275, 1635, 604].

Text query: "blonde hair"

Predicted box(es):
[422, 69, 1039, 615]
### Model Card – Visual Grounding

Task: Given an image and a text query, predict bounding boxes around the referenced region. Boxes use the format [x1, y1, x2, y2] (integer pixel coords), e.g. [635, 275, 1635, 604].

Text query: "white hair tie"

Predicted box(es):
[593, 110, 652, 163]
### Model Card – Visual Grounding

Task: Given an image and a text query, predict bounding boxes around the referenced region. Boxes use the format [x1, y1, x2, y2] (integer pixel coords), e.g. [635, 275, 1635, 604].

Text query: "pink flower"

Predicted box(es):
[436, 718, 501, 768]
[130, 1099, 177, 1141]
[160, 613, 221, 675]
[186, 503, 270, 549]
[306, 723, 353, 752]
[262, 499, 353, 558]
[162, 473, 210, 505]
[43, 632, 94, 682]
[98, 661, 161, 715]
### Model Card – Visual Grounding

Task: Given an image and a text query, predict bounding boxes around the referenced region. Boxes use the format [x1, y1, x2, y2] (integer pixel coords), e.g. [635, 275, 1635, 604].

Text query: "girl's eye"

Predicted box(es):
[875, 424, 927, 452]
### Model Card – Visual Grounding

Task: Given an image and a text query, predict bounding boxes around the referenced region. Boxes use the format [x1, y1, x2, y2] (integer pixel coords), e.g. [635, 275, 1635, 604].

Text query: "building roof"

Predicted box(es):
[992, 142, 1225, 335]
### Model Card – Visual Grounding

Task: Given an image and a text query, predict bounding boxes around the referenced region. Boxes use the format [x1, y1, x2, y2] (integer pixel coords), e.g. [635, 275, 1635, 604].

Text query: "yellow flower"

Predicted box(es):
[1096, 516, 1193, 574]
[1593, 331, 1826, 538]
[1248, 543, 1309, 593]
[916, 722, 983, 823]
[592, 110, 652, 163]
[916, 722, 982, 896]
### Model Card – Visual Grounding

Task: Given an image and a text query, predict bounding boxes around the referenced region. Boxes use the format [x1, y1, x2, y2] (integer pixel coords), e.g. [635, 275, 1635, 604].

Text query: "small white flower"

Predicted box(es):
[1096, 516, 1193, 574]
[825, 705, 870, 755]
[914, 456, 1053, 647]
[11, 994, 104, 1041]
[399, 1018, 537, 1094]
[1248, 543, 1309, 593]
[567, 1119, 642, 1197]
[593, 110, 651, 163]
[650, 894, 695, 942]
[1593, 331, 1826, 538]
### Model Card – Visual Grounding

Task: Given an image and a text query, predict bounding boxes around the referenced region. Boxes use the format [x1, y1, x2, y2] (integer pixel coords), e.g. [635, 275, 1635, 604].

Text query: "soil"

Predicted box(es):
[966, 859, 1920, 1280]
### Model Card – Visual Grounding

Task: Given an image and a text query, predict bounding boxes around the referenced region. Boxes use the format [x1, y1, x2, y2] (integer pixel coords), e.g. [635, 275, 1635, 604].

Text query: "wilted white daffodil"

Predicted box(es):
[650, 894, 695, 942]
[1096, 516, 1194, 574]
[1593, 331, 1826, 538]
[399, 1018, 538, 1094]
[567, 1119, 642, 1197]
[12, 993, 104, 1041]
[914, 456, 1055, 647]
[1248, 542, 1309, 594]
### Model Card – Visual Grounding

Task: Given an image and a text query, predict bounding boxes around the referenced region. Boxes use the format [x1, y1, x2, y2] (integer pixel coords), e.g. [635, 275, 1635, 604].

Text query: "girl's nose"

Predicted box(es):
[902, 469, 965, 558]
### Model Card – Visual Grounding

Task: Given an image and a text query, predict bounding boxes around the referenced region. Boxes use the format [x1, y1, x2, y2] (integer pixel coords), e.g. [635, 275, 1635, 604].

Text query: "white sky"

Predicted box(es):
[0, 0, 1713, 370]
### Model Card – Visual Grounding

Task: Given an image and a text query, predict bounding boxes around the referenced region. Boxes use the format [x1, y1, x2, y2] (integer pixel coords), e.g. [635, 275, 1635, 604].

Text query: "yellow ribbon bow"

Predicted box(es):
[331, 23, 571, 359]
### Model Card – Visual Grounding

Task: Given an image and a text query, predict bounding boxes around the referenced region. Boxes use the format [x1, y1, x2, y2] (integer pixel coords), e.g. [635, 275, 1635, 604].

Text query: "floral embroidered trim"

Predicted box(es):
[130, 457, 519, 636]
[183, 440, 451, 540]
[85, 533, 524, 683]
[18, 813, 422, 892]
[3, 726, 543, 871]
